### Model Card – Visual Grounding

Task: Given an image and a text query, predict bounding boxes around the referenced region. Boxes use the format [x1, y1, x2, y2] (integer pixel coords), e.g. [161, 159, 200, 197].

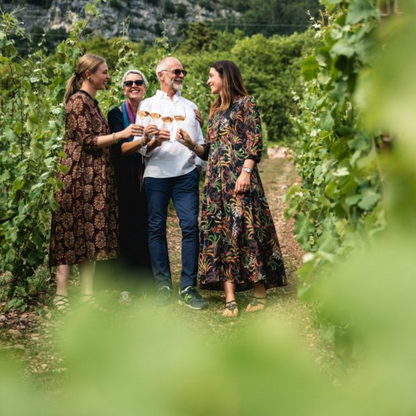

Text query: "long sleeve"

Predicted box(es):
[200, 143, 210, 161]
[242, 96, 263, 164]
[193, 119, 207, 169]
[65, 94, 100, 153]
[108, 107, 124, 133]
[108, 107, 124, 157]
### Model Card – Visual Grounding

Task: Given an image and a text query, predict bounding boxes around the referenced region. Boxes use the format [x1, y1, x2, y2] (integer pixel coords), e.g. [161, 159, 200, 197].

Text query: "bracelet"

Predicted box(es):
[112, 133, 117, 144]
[191, 141, 198, 151]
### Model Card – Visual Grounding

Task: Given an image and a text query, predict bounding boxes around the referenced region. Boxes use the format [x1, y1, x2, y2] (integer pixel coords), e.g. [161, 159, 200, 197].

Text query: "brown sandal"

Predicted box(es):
[222, 299, 238, 317]
[246, 296, 267, 312]
[53, 294, 71, 315]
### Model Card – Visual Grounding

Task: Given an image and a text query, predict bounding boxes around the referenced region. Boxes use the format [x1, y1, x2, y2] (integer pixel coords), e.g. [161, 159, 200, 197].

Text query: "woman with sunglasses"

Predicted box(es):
[104, 70, 168, 303]
[177, 60, 287, 317]
[50, 55, 144, 313]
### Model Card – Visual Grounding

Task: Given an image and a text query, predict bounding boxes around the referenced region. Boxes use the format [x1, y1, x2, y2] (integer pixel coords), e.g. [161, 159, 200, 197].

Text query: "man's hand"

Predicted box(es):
[157, 129, 171, 146]
[194, 109, 204, 128]
[144, 125, 159, 145]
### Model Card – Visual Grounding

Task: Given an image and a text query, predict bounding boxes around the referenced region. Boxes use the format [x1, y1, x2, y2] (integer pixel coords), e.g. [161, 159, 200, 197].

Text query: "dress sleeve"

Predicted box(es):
[65, 94, 99, 152]
[108, 107, 124, 157]
[243, 96, 263, 164]
[200, 143, 210, 161]
[194, 119, 207, 169]
[108, 107, 124, 133]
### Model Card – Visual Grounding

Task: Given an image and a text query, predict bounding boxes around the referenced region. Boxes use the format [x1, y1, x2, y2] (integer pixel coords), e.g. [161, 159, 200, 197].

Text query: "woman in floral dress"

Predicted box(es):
[49, 54, 144, 313]
[177, 60, 286, 317]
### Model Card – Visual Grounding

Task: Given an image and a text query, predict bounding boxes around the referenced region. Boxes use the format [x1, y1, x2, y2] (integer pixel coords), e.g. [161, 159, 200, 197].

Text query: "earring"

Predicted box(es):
[88, 77, 92, 82]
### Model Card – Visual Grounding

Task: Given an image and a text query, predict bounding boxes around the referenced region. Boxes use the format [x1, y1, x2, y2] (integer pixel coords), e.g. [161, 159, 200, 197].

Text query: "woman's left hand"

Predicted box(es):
[235, 171, 251, 194]
[176, 128, 193, 147]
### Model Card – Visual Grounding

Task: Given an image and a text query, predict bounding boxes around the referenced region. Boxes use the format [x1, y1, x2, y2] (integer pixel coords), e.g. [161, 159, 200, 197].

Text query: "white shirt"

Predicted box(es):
[137, 90, 206, 179]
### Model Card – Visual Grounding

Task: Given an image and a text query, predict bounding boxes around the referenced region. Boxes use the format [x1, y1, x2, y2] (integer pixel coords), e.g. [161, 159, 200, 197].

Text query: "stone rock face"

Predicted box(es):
[2, 0, 238, 41]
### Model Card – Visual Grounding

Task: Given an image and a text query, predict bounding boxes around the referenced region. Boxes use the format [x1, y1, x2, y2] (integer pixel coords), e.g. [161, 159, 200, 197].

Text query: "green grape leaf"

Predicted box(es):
[358, 188, 380, 210]
[346, 0, 378, 24]
[294, 212, 315, 245]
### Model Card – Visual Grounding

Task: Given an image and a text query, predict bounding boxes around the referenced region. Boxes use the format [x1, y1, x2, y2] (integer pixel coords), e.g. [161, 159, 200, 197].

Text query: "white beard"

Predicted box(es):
[170, 79, 183, 92]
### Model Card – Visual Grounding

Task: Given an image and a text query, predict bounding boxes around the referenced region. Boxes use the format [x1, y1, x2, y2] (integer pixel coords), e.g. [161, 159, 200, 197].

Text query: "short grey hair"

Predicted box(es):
[121, 69, 148, 88]
[155, 57, 182, 78]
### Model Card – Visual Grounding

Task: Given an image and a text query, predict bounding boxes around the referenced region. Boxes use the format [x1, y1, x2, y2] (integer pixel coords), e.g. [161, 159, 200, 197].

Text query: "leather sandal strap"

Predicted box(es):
[225, 300, 238, 312]
[250, 296, 267, 306]
[53, 294, 70, 312]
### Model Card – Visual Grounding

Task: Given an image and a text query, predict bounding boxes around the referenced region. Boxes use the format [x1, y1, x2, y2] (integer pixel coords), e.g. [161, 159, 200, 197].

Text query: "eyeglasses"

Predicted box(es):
[124, 79, 145, 87]
[161, 69, 187, 76]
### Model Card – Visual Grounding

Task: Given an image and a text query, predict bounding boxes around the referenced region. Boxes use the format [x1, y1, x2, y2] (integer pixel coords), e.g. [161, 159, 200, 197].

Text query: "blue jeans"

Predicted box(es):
[144, 168, 200, 290]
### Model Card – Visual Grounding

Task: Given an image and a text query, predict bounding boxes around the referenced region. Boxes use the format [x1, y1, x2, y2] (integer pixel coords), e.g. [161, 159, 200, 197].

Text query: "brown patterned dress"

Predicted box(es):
[49, 90, 118, 266]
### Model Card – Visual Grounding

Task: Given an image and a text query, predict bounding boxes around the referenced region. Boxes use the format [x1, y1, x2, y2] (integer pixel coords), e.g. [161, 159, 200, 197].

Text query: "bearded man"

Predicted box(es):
[139, 57, 208, 310]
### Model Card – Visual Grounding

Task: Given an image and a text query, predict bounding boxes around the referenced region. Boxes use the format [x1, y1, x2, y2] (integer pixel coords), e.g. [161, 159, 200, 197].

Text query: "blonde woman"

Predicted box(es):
[49, 54, 144, 313]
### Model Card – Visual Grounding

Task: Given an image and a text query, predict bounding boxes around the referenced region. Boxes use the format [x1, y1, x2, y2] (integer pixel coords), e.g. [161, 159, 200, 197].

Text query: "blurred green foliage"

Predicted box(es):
[285, 0, 416, 366]
[2, 236, 416, 415]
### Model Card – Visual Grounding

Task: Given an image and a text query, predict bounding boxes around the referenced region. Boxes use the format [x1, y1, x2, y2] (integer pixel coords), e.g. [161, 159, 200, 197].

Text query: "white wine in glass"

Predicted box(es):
[138, 101, 150, 123]
[150, 112, 161, 122]
[138, 109, 149, 120]
[162, 115, 173, 126]
[162, 105, 174, 126]
[149, 102, 162, 141]
[150, 102, 162, 124]
[174, 105, 186, 127]
[161, 105, 174, 142]
[134, 101, 150, 142]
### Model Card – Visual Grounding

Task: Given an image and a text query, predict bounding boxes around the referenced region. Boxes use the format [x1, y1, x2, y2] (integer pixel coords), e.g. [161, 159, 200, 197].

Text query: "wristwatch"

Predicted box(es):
[242, 167, 252, 174]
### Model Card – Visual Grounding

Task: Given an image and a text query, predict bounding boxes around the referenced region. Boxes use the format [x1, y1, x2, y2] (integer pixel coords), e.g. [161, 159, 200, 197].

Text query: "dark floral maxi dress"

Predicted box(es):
[199, 95, 286, 291]
[49, 90, 118, 266]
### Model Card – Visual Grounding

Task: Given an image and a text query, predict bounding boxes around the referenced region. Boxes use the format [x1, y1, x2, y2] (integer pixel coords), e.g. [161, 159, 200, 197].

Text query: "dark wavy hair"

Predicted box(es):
[209, 60, 248, 118]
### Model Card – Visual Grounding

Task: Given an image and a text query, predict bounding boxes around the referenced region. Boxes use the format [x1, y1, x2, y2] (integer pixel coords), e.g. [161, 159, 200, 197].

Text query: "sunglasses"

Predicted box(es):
[162, 69, 187, 76]
[124, 79, 145, 87]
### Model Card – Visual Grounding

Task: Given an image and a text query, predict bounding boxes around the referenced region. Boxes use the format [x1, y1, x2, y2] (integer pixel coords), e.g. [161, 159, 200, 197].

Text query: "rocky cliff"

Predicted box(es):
[1, 0, 237, 42]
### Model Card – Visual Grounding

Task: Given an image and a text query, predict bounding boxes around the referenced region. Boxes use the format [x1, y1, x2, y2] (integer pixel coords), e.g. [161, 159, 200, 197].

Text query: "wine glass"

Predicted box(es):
[137, 101, 150, 126]
[174, 105, 186, 127]
[161, 105, 175, 141]
[148, 102, 162, 141]
[134, 101, 150, 142]
[161, 106, 174, 128]
[149, 102, 162, 125]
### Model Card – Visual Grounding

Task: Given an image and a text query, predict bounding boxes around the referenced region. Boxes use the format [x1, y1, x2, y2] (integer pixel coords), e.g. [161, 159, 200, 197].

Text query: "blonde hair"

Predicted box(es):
[208, 60, 248, 119]
[64, 54, 106, 103]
